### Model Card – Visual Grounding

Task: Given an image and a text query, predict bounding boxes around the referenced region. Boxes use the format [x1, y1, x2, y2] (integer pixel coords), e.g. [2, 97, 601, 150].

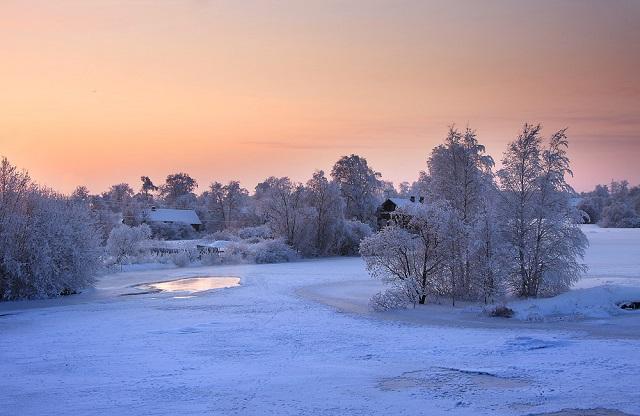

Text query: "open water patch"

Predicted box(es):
[121, 277, 240, 297]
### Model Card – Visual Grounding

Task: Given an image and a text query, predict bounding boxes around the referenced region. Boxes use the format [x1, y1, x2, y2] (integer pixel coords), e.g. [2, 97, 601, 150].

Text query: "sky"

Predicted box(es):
[1, 0, 639, 194]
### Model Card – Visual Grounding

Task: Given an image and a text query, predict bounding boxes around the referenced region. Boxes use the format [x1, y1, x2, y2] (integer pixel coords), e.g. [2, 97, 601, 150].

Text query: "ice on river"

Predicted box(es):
[0, 226, 639, 415]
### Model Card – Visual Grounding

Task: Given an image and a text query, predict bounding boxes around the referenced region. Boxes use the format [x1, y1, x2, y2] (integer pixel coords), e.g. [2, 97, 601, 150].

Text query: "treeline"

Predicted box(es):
[75, 154, 395, 257]
[360, 124, 587, 309]
[578, 181, 640, 228]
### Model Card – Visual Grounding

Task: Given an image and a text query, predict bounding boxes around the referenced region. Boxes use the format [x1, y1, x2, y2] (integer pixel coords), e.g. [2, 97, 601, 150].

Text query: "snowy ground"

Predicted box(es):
[1, 226, 639, 415]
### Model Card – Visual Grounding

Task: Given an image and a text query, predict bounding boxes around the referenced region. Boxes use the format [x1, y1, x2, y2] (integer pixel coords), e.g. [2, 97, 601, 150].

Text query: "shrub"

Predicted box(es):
[208, 230, 239, 241]
[171, 250, 196, 267]
[220, 242, 253, 264]
[485, 305, 514, 318]
[251, 239, 298, 264]
[237, 225, 272, 240]
[200, 251, 222, 266]
[369, 288, 413, 311]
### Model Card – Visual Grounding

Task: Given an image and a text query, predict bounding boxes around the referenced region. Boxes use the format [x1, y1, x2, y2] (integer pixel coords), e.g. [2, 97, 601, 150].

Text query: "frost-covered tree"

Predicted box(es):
[335, 220, 372, 256]
[97, 182, 146, 226]
[160, 172, 198, 208]
[205, 181, 250, 231]
[498, 124, 587, 298]
[140, 176, 157, 196]
[578, 181, 640, 227]
[599, 181, 640, 227]
[600, 201, 640, 228]
[360, 202, 454, 307]
[71, 185, 91, 204]
[396, 181, 412, 198]
[426, 126, 497, 301]
[101, 183, 134, 211]
[0, 158, 101, 300]
[410, 171, 431, 199]
[427, 126, 494, 220]
[331, 154, 383, 225]
[469, 193, 507, 303]
[106, 224, 152, 263]
[137, 176, 158, 204]
[255, 177, 311, 251]
[304, 170, 345, 256]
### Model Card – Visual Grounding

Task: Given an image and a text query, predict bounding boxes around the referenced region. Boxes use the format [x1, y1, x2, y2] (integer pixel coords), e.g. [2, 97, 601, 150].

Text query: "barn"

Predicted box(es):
[143, 207, 203, 231]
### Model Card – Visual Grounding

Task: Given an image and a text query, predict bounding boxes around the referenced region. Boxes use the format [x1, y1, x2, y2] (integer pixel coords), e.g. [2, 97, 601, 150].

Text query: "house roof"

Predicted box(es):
[145, 208, 202, 225]
[387, 198, 415, 209]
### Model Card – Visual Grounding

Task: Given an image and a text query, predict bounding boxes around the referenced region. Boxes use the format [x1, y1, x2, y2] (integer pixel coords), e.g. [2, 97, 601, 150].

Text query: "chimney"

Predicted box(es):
[410, 196, 416, 203]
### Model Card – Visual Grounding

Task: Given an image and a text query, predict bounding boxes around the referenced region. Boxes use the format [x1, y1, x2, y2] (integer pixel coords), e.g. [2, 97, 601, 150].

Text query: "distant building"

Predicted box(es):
[143, 207, 203, 231]
[377, 196, 425, 228]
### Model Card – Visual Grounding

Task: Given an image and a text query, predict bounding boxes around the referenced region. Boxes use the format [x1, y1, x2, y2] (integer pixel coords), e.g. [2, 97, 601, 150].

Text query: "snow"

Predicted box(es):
[509, 285, 640, 321]
[576, 225, 640, 287]
[1, 226, 639, 415]
[505, 225, 640, 321]
[388, 197, 415, 208]
[145, 208, 202, 225]
[198, 240, 234, 251]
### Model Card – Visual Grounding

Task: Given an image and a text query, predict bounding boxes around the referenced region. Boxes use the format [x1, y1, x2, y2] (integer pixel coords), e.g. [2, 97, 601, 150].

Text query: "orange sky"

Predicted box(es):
[1, 0, 639, 194]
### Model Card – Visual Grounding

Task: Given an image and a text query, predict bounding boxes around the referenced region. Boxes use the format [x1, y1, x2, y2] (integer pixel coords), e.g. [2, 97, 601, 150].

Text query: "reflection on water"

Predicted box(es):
[140, 277, 240, 294]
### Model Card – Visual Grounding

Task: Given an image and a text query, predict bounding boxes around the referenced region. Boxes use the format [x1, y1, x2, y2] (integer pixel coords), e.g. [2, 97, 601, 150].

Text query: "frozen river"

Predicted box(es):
[0, 226, 639, 415]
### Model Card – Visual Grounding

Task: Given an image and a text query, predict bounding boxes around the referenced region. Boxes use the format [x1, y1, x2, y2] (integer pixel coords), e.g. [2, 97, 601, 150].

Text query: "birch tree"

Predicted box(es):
[498, 124, 587, 297]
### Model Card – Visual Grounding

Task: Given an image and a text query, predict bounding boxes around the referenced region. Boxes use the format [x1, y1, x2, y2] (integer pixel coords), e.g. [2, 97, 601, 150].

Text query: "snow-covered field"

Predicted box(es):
[1, 226, 639, 415]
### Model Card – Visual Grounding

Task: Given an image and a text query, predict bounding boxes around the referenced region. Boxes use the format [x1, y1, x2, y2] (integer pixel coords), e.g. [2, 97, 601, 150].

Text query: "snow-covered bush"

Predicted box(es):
[200, 251, 222, 266]
[369, 287, 414, 311]
[237, 225, 272, 240]
[208, 239, 297, 265]
[171, 250, 195, 267]
[251, 239, 298, 264]
[484, 304, 514, 318]
[220, 241, 253, 264]
[106, 224, 151, 263]
[208, 229, 240, 241]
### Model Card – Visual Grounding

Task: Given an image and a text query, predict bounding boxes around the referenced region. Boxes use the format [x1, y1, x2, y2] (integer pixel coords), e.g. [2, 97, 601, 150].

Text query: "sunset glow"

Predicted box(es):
[1, 0, 638, 193]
